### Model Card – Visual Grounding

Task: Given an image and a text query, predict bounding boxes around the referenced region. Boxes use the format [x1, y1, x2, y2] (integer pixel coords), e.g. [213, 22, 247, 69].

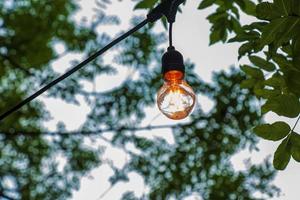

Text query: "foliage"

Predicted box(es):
[0, 0, 108, 199]
[0, 0, 283, 200]
[196, 0, 300, 170]
[117, 69, 279, 199]
[133, 0, 300, 170]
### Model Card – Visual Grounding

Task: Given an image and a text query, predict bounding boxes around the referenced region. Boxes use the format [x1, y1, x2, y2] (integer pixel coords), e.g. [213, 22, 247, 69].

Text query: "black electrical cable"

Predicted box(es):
[169, 22, 173, 47]
[0, 19, 149, 122]
[0, 0, 185, 123]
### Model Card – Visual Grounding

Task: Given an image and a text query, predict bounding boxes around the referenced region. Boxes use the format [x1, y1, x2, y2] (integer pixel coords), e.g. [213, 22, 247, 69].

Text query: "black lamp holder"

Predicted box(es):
[0, 0, 186, 122]
[161, 46, 185, 75]
[151, 0, 186, 76]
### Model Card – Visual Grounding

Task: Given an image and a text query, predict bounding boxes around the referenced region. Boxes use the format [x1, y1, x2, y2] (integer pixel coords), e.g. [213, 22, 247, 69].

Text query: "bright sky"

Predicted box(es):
[40, 0, 300, 199]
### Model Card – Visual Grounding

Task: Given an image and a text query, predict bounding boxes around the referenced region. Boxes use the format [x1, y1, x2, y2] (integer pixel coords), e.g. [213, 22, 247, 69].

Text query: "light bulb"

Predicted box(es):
[157, 70, 196, 120]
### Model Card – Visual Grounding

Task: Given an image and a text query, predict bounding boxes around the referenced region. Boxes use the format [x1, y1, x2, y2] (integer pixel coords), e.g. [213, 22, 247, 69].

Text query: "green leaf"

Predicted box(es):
[249, 56, 276, 72]
[291, 146, 300, 162]
[262, 94, 300, 118]
[238, 42, 253, 58]
[198, 0, 216, 9]
[291, 132, 300, 146]
[272, 53, 292, 70]
[273, 137, 291, 170]
[209, 29, 222, 45]
[240, 65, 264, 79]
[264, 73, 285, 88]
[240, 79, 257, 89]
[134, 0, 157, 9]
[254, 88, 280, 98]
[293, 35, 300, 51]
[228, 31, 259, 43]
[243, 22, 268, 31]
[161, 17, 168, 29]
[242, 0, 256, 16]
[281, 45, 293, 55]
[254, 121, 290, 141]
[292, 37, 300, 71]
[285, 69, 300, 97]
[290, 132, 300, 162]
[293, 37, 300, 57]
[274, 0, 292, 16]
[256, 2, 281, 20]
[259, 18, 287, 48]
[207, 12, 227, 22]
[274, 17, 300, 47]
[291, 0, 300, 16]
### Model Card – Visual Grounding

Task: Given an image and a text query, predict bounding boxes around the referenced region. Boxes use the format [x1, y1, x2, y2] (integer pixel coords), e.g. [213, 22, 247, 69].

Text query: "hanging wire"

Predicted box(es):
[0, 0, 184, 122]
[169, 22, 173, 47]
[0, 19, 149, 122]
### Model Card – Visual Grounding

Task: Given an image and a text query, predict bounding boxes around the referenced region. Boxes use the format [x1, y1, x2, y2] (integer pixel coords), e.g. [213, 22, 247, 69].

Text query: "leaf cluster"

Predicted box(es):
[194, 0, 300, 170]
[235, 0, 300, 170]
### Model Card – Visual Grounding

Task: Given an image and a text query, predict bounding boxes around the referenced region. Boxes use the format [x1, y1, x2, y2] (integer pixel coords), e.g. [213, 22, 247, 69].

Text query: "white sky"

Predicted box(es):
[40, 0, 300, 199]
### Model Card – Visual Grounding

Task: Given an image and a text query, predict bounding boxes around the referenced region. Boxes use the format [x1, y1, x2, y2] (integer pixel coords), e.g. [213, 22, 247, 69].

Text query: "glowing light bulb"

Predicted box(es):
[157, 70, 196, 120]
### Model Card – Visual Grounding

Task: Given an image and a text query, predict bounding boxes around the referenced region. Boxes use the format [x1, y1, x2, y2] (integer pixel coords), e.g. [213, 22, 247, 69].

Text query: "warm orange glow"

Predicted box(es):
[157, 70, 196, 120]
[164, 70, 184, 82]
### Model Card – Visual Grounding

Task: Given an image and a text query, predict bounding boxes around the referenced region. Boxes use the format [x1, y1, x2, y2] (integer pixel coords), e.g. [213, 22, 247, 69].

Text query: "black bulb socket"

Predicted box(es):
[161, 46, 185, 75]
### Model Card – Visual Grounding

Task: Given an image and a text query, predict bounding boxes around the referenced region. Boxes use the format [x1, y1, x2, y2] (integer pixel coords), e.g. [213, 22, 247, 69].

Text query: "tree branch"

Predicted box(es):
[0, 191, 16, 200]
[0, 50, 69, 80]
[77, 90, 103, 97]
[2, 124, 184, 136]
[96, 183, 116, 200]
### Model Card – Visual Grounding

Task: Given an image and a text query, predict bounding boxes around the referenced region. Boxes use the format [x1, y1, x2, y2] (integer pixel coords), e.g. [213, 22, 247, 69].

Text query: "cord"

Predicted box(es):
[169, 22, 173, 47]
[0, 19, 149, 122]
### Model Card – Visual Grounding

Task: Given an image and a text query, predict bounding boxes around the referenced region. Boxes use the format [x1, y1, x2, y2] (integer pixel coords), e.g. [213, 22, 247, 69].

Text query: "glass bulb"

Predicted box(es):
[157, 70, 196, 120]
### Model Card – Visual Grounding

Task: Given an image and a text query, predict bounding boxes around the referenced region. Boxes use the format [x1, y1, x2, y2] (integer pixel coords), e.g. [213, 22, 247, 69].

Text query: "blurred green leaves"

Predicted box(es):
[113, 69, 279, 199]
[0, 0, 109, 199]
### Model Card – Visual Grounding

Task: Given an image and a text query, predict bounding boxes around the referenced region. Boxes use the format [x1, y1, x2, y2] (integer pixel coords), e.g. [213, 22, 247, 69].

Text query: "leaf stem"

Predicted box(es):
[291, 115, 300, 133]
[97, 183, 116, 200]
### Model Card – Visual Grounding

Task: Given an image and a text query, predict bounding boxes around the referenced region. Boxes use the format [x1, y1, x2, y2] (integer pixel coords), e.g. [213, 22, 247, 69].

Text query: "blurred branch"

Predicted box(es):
[96, 183, 116, 200]
[0, 192, 16, 200]
[3, 124, 184, 136]
[146, 113, 162, 127]
[78, 90, 103, 97]
[0, 49, 69, 82]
